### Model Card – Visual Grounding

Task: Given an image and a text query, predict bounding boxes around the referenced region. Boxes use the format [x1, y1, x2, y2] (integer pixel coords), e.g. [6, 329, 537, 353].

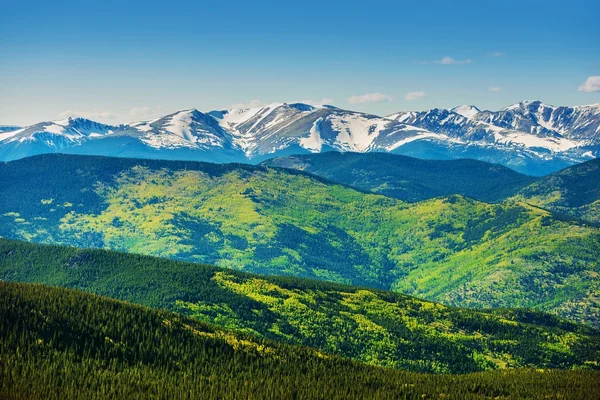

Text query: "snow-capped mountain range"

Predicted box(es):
[1, 100, 599, 175]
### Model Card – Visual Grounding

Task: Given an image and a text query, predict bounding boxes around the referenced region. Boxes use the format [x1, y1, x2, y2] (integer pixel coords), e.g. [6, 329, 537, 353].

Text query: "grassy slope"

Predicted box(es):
[1, 238, 600, 374]
[3, 281, 599, 400]
[1, 154, 599, 326]
[514, 158, 600, 225]
[261, 152, 537, 203]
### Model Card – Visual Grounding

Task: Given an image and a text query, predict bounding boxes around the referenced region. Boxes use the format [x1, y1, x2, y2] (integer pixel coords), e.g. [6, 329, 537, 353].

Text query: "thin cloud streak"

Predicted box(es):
[348, 93, 392, 104]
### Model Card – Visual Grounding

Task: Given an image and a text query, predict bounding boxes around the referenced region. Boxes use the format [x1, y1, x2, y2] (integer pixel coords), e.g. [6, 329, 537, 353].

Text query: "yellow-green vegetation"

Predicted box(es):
[2, 281, 599, 400]
[2, 238, 599, 374]
[60, 166, 280, 263]
[1, 154, 599, 327]
[178, 270, 600, 372]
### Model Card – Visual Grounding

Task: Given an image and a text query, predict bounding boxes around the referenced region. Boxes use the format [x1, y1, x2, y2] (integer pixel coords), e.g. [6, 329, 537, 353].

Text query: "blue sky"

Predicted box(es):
[1, 0, 598, 125]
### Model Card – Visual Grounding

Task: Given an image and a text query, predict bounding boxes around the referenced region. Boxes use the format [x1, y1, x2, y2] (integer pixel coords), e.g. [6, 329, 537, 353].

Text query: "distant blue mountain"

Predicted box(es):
[2, 101, 598, 175]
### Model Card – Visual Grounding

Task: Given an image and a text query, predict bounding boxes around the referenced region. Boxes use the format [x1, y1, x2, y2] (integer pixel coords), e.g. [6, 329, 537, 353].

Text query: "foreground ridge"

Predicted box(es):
[2, 238, 600, 374]
[1, 281, 599, 400]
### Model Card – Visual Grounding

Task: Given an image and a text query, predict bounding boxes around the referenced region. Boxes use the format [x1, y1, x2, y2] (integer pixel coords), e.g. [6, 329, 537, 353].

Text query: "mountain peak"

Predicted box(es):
[2, 101, 598, 174]
[502, 100, 550, 111]
[450, 105, 481, 118]
[287, 102, 317, 112]
[51, 117, 76, 126]
[170, 108, 203, 118]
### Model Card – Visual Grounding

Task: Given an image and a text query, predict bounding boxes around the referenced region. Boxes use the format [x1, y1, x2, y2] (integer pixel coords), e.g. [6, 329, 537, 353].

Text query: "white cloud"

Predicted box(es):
[347, 92, 392, 104]
[434, 56, 472, 65]
[488, 87, 502, 92]
[404, 91, 426, 101]
[298, 98, 334, 105]
[577, 76, 600, 92]
[488, 51, 504, 57]
[230, 99, 265, 109]
[58, 110, 120, 120]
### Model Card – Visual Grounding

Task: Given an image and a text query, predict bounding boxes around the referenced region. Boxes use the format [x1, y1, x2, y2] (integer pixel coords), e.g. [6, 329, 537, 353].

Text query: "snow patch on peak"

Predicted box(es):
[450, 105, 480, 119]
[216, 107, 264, 126]
[502, 100, 549, 111]
[0, 128, 25, 142]
[43, 124, 67, 135]
[300, 118, 324, 152]
[330, 115, 390, 151]
[503, 101, 528, 111]
[166, 111, 198, 141]
[246, 104, 284, 133]
[52, 118, 73, 126]
[494, 131, 578, 152]
[574, 103, 600, 111]
[386, 112, 415, 122]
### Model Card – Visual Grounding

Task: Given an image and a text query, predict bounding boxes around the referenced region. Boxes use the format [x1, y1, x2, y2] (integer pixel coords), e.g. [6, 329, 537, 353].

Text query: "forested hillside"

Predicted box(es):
[1, 281, 600, 399]
[263, 154, 600, 227]
[1, 154, 599, 326]
[2, 238, 600, 373]
[515, 158, 600, 225]
[262, 152, 536, 202]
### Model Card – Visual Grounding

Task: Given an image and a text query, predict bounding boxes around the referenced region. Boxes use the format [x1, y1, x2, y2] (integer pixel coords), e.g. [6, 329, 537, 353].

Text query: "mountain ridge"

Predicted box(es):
[513, 157, 600, 225]
[2, 237, 600, 374]
[261, 152, 537, 203]
[3, 279, 599, 399]
[2, 100, 598, 175]
[1, 153, 599, 326]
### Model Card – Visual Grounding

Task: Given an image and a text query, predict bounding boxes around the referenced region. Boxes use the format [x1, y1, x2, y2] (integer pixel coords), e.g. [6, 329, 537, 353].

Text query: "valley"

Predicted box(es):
[3, 238, 599, 374]
[1, 154, 599, 326]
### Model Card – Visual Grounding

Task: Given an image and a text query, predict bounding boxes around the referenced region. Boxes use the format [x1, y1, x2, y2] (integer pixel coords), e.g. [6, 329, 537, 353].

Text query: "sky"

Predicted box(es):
[1, 0, 599, 126]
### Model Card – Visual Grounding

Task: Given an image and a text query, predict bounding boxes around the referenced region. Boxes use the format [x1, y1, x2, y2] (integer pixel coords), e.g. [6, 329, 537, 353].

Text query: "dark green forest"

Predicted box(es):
[1, 281, 600, 400]
[263, 152, 600, 225]
[2, 238, 600, 373]
[513, 157, 600, 225]
[262, 151, 537, 202]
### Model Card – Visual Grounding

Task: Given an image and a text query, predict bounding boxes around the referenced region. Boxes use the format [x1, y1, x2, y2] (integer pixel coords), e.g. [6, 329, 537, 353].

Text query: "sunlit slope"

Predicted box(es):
[2, 238, 600, 374]
[1, 154, 599, 325]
